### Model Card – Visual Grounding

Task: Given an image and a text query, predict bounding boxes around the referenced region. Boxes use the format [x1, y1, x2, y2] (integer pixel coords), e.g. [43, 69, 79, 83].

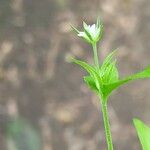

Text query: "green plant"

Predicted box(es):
[71, 18, 150, 150]
[133, 118, 150, 150]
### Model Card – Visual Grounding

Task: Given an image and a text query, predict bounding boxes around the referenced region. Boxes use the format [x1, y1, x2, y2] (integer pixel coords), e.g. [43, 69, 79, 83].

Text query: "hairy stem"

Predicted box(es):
[101, 100, 114, 150]
[92, 43, 99, 69]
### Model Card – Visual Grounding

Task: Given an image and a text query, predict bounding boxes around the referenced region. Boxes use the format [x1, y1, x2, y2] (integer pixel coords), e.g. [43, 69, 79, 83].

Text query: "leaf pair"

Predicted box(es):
[134, 119, 150, 150]
[72, 51, 150, 101]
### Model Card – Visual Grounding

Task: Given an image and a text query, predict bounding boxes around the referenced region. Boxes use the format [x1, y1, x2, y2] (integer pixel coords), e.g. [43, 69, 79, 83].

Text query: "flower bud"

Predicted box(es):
[71, 18, 103, 44]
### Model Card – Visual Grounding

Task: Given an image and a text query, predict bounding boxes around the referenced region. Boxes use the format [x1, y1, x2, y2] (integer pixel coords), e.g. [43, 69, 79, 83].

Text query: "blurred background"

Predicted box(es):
[0, 0, 150, 149]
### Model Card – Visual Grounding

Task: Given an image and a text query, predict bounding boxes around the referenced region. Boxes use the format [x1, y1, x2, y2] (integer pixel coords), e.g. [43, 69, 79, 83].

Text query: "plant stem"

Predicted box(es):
[92, 42, 113, 149]
[92, 43, 99, 69]
[101, 100, 114, 150]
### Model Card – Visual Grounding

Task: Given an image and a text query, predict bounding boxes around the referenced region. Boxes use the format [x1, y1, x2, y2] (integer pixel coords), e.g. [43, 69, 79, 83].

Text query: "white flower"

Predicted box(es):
[71, 18, 103, 44]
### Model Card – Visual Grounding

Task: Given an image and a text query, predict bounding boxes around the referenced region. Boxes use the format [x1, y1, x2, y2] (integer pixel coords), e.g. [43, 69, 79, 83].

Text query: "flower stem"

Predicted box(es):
[101, 100, 114, 150]
[92, 43, 99, 69]
[92, 42, 113, 149]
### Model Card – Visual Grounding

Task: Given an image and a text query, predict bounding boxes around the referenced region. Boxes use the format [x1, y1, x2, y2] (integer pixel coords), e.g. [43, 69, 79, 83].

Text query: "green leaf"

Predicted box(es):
[101, 60, 119, 84]
[70, 24, 80, 34]
[84, 76, 99, 93]
[71, 58, 102, 91]
[100, 50, 116, 71]
[129, 66, 150, 80]
[108, 61, 119, 82]
[102, 66, 150, 99]
[6, 118, 42, 150]
[100, 50, 119, 84]
[133, 118, 150, 150]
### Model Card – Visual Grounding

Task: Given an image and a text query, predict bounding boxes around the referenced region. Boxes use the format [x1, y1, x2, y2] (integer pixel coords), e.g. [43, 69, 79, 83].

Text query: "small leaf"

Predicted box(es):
[102, 66, 150, 99]
[129, 66, 150, 80]
[100, 50, 119, 84]
[71, 58, 102, 91]
[70, 24, 80, 34]
[109, 61, 119, 82]
[101, 60, 119, 84]
[84, 76, 99, 93]
[133, 118, 150, 150]
[102, 78, 130, 99]
[100, 50, 116, 72]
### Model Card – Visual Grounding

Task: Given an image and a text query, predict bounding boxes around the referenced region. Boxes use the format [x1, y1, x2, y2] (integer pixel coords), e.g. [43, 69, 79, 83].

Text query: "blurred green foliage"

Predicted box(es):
[6, 118, 42, 150]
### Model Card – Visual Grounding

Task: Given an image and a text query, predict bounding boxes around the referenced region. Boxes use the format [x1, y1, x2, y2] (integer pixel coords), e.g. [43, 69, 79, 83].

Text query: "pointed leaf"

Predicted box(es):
[129, 66, 150, 80]
[71, 58, 102, 91]
[70, 24, 80, 34]
[102, 78, 130, 99]
[100, 50, 119, 84]
[100, 50, 116, 72]
[133, 118, 150, 150]
[84, 76, 99, 93]
[101, 60, 119, 84]
[102, 66, 150, 99]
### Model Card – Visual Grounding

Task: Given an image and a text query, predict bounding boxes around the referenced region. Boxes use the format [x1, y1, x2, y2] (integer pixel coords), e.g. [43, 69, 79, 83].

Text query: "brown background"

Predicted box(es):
[0, 0, 150, 149]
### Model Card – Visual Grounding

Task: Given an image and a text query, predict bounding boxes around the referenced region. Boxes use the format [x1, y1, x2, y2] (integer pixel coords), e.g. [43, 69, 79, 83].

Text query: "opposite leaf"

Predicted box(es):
[71, 53, 150, 102]
[71, 58, 101, 91]
[102, 66, 150, 99]
[99, 50, 119, 84]
[133, 118, 150, 150]
[84, 76, 99, 93]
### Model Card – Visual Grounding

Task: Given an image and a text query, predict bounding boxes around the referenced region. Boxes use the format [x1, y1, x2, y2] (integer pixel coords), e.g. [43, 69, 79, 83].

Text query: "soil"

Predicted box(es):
[0, 0, 150, 150]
